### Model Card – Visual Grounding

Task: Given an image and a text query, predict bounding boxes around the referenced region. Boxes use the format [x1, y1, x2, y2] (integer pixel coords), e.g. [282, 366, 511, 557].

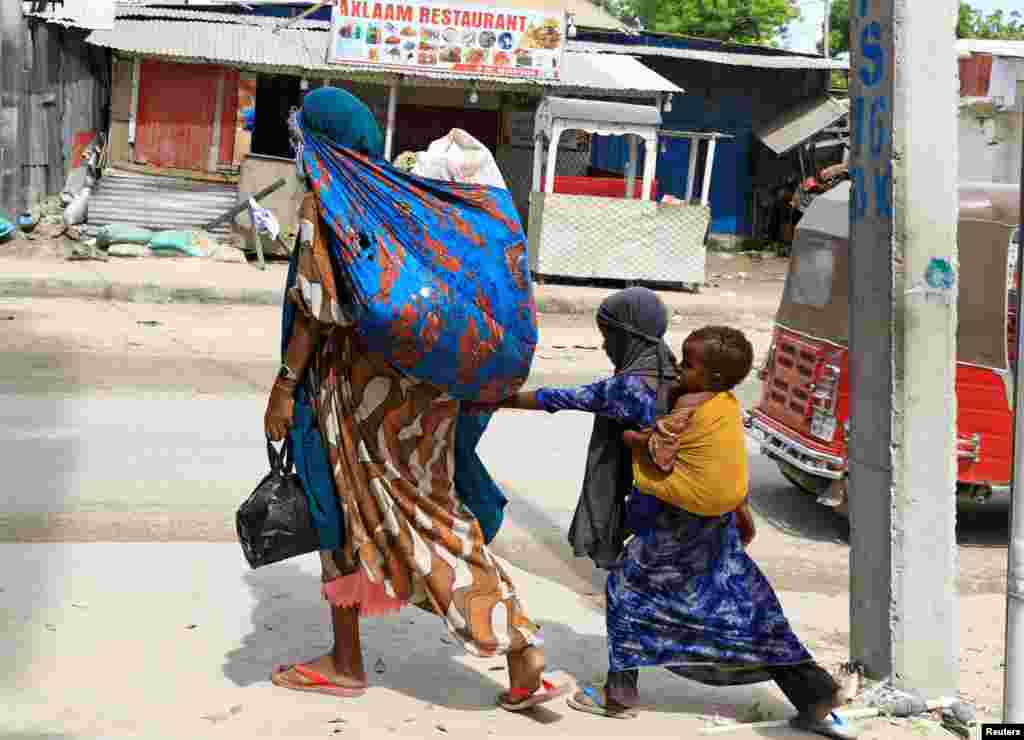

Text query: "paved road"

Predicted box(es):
[1, 389, 1010, 598]
[0, 296, 1011, 598]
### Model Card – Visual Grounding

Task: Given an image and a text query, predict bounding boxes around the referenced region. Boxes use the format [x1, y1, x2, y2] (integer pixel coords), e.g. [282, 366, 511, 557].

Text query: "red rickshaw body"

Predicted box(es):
[746, 181, 1020, 507]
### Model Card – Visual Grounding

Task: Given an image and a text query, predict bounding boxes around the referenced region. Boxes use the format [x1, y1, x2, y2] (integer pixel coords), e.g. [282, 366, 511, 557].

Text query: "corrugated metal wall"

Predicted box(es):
[137, 60, 220, 171]
[12, 21, 109, 208]
[0, 2, 27, 216]
[88, 170, 238, 234]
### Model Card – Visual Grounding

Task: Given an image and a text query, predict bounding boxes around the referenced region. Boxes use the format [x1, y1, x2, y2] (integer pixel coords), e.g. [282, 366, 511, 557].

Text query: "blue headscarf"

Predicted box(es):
[282, 87, 511, 545]
[300, 87, 383, 158]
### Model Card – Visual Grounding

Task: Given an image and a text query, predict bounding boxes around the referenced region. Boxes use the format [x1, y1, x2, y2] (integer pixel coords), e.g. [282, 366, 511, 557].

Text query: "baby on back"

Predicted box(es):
[623, 325, 757, 544]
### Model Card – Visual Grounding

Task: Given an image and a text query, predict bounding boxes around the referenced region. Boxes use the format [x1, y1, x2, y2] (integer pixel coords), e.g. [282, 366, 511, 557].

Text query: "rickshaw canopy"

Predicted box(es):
[776, 180, 1021, 371]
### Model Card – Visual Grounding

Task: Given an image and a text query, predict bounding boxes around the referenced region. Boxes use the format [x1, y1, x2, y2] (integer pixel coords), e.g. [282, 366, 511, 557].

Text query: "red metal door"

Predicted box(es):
[218, 69, 240, 167]
[136, 61, 219, 170]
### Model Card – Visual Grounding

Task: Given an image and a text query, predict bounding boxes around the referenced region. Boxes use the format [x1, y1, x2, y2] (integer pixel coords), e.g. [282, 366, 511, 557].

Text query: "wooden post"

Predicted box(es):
[129, 57, 140, 156]
[640, 134, 657, 201]
[209, 69, 226, 172]
[545, 124, 561, 194]
[384, 75, 399, 161]
[700, 137, 717, 207]
[532, 134, 544, 192]
[685, 137, 699, 202]
[625, 135, 639, 199]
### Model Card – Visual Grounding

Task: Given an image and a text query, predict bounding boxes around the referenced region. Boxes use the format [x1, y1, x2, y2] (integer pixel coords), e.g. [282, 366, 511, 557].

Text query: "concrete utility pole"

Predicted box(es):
[846, 0, 960, 699]
[1002, 86, 1024, 724]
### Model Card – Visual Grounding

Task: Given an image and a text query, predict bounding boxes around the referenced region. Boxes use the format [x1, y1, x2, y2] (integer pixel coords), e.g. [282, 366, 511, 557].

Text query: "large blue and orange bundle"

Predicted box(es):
[299, 130, 537, 403]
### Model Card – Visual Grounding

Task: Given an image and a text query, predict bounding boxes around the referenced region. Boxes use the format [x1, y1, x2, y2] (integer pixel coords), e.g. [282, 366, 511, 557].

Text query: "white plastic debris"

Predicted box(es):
[249, 198, 280, 241]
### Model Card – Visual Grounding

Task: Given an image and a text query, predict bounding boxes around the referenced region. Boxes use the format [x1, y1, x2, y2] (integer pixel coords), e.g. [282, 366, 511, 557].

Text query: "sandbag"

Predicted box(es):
[149, 230, 210, 258]
[107, 243, 153, 258]
[96, 224, 154, 249]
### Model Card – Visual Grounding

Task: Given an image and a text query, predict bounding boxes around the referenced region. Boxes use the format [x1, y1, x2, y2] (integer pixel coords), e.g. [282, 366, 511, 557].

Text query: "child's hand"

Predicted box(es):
[735, 502, 756, 547]
[623, 428, 653, 456]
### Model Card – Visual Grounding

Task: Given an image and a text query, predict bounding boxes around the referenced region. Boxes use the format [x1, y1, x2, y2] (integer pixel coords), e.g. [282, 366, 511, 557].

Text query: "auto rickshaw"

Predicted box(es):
[745, 180, 1021, 512]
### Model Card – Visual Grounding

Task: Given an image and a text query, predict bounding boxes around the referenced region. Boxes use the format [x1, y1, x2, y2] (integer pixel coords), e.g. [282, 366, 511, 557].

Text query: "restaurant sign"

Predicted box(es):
[328, 1, 565, 80]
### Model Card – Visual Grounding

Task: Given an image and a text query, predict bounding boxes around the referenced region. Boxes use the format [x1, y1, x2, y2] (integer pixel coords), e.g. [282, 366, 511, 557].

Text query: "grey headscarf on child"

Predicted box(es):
[568, 287, 678, 569]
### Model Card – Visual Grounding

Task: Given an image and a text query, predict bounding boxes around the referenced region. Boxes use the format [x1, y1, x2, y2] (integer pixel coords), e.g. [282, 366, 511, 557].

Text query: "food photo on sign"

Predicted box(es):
[329, 0, 563, 79]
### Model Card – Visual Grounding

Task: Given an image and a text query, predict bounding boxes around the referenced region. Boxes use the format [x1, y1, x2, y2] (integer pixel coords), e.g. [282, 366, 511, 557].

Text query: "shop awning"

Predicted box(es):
[563, 53, 682, 95]
[755, 96, 849, 156]
[84, 7, 681, 96]
[539, 96, 662, 127]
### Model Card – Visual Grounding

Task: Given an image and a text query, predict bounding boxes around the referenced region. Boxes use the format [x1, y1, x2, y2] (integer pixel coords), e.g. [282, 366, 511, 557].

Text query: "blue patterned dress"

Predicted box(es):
[536, 376, 814, 689]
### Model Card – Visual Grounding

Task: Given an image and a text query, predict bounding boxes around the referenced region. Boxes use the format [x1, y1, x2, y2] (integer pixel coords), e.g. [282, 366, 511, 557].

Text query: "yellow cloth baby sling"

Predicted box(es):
[632, 391, 749, 517]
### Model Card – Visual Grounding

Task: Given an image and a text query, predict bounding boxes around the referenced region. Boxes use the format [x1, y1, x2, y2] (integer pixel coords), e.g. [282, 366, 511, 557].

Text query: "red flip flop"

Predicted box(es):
[499, 677, 572, 712]
[271, 663, 368, 698]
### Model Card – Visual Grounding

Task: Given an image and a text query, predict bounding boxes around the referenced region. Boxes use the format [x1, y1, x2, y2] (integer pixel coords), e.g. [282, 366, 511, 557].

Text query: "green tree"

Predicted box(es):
[601, 0, 798, 43]
[824, 1, 1024, 56]
[653, 0, 798, 43]
[818, 0, 850, 56]
[957, 4, 1024, 39]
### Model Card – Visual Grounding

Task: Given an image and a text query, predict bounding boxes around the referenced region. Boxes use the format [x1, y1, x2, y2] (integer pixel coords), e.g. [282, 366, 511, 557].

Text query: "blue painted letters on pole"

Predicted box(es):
[851, 8, 891, 224]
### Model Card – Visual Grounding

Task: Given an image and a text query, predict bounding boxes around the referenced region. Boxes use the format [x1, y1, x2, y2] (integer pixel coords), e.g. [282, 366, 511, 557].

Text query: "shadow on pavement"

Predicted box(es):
[491, 481, 608, 602]
[746, 457, 850, 546]
[957, 503, 1010, 549]
[223, 561, 787, 726]
[222, 563, 608, 717]
[749, 450, 1011, 552]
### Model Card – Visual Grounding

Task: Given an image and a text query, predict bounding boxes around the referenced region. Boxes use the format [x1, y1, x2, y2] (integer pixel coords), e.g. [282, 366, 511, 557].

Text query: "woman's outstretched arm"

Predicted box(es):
[497, 391, 542, 411]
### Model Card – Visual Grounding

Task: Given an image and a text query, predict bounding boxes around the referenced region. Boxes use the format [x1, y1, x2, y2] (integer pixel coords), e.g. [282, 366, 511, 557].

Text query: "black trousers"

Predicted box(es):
[606, 662, 838, 714]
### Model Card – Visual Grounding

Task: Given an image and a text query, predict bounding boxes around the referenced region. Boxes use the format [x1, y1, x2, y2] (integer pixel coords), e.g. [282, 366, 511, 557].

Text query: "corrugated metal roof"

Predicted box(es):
[567, 52, 682, 94]
[89, 171, 239, 234]
[111, 0, 624, 31]
[84, 13, 681, 94]
[112, 4, 332, 29]
[567, 39, 849, 70]
[957, 39, 1024, 60]
[24, 0, 116, 29]
[755, 96, 849, 155]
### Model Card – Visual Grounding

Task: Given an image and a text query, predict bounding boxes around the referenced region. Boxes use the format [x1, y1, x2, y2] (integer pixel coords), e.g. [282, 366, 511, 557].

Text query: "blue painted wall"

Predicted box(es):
[581, 31, 830, 237]
[590, 93, 755, 235]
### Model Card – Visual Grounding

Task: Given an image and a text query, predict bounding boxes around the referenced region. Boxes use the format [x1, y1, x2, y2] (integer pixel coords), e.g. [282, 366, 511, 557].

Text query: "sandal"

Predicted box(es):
[499, 676, 572, 712]
[566, 686, 637, 719]
[271, 664, 368, 698]
[789, 711, 860, 739]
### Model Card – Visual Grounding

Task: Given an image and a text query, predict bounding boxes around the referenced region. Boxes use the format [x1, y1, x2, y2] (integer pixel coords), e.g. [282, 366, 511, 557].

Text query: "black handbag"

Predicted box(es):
[236, 438, 320, 568]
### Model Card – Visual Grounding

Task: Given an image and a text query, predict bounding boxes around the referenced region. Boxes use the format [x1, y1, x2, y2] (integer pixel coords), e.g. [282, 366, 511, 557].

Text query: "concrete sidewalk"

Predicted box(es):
[0, 255, 783, 317]
[2, 543, 958, 739]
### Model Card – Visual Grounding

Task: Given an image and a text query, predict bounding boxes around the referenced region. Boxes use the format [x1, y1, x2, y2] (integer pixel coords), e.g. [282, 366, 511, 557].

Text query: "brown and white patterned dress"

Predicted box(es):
[290, 193, 539, 658]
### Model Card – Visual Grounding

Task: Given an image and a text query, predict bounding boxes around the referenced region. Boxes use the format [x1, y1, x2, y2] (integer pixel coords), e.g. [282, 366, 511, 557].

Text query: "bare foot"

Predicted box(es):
[506, 646, 545, 695]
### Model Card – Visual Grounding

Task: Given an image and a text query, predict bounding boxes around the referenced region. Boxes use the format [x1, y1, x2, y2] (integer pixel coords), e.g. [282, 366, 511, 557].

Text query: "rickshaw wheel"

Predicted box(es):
[775, 461, 849, 518]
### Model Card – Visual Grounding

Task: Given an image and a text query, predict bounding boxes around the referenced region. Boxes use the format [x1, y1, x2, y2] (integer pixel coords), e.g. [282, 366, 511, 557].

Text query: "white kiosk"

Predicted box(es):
[527, 96, 718, 288]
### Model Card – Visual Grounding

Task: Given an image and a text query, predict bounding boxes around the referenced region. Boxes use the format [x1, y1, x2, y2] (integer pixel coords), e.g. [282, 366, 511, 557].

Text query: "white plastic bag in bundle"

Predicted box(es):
[412, 129, 508, 191]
